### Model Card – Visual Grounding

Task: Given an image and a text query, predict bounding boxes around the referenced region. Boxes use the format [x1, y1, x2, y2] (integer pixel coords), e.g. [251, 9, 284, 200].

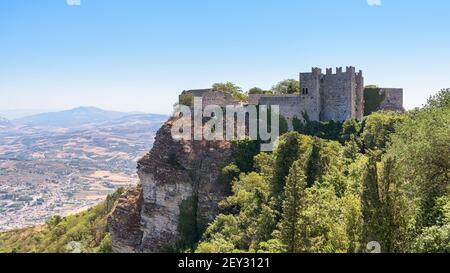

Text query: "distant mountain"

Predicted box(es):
[0, 109, 50, 120]
[88, 113, 168, 134]
[102, 113, 168, 125]
[15, 107, 149, 127]
[0, 117, 12, 127]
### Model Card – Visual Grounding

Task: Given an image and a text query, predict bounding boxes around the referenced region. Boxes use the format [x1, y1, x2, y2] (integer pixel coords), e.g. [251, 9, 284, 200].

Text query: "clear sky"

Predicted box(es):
[1, 0, 449, 114]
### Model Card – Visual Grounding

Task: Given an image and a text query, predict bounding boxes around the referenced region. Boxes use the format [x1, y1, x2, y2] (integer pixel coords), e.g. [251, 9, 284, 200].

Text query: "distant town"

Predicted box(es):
[0, 108, 166, 231]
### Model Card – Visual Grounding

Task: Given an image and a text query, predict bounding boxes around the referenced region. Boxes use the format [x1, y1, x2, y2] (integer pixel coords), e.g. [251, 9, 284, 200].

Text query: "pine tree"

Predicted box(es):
[361, 153, 383, 247]
[279, 161, 307, 253]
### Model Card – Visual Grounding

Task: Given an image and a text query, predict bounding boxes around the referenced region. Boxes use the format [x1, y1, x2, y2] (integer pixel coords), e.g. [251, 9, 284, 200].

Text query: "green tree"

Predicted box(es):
[98, 233, 112, 253]
[385, 89, 449, 230]
[361, 153, 383, 246]
[342, 193, 363, 252]
[295, 186, 350, 253]
[296, 120, 343, 141]
[364, 86, 385, 115]
[360, 153, 412, 252]
[196, 214, 241, 253]
[278, 161, 307, 252]
[271, 79, 300, 94]
[340, 118, 361, 144]
[377, 156, 413, 252]
[46, 215, 62, 229]
[254, 152, 275, 181]
[292, 116, 302, 132]
[305, 138, 345, 191]
[361, 111, 404, 151]
[212, 82, 247, 101]
[343, 137, 361, 161]
[412, 224, 450, 253]
[248, 87, 272, 95]
[412, 196, 450, 253]
[176, 196, 199, 251]
[272, 132, 312, 200]
[179, 92, 194, 106]
[221, 163, 241, 194]
[198, 172, 274, 252]
[279, 116, 289, 135]
[231, 139, 260, 173]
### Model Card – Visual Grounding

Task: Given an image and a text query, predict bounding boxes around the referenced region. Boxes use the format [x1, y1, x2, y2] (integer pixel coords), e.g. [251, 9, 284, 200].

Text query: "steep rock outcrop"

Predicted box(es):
[109, 117, 232, 252]
[108, 186, 143, 253]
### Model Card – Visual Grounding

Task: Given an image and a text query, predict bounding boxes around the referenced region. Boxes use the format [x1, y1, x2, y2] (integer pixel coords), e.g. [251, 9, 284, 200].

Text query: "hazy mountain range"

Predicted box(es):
[0, 109, 49, 120]
[11, 107, 164, 128]
[0, 117, 11, 126]
[0, 117, 14, 130]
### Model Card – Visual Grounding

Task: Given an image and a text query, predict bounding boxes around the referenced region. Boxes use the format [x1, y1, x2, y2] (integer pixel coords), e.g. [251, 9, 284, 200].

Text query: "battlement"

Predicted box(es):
[313, 66, 360, 77]
[300, 66, 365, 121]
[312, 67, 322, 75]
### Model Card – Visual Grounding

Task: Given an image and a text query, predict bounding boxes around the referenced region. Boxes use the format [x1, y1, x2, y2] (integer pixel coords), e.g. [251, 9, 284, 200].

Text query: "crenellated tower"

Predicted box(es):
[299, 66, 364, 122]
[299, 67, 322, 121]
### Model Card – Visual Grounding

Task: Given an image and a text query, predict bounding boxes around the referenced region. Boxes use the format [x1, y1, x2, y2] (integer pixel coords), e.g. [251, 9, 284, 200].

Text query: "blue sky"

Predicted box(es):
[0, 0, 449, 114]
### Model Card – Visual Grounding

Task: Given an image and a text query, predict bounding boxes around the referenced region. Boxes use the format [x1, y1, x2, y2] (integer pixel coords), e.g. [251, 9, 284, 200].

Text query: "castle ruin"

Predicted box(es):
[180, 66, 404, 128]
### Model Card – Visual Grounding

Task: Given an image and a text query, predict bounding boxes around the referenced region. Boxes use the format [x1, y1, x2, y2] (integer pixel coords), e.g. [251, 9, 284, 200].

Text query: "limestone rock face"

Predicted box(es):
[109, 117, 232, 253]
[108, 186, 144, 253]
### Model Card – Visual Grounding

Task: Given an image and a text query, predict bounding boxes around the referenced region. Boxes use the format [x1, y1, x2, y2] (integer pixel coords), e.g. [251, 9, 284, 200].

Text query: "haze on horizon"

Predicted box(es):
[1, 0, 449, 114]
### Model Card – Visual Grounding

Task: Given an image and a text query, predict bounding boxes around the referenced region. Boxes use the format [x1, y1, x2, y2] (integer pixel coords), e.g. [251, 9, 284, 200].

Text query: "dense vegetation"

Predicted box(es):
[364, 87, 385, 116]
[0, 188, 124, 253]
[194, 89, 449, 253]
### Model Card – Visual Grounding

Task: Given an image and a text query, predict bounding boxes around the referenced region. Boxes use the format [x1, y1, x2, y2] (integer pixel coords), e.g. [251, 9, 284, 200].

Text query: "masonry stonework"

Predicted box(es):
[378, 88, 404, 112]
[182, 67, 403, 129]
[258, 95, 302, 130]
[300, 66, 365, 122]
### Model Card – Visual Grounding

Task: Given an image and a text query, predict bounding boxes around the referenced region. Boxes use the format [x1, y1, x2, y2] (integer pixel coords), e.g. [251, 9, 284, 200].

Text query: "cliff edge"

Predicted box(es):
[108, 117, 232, 252]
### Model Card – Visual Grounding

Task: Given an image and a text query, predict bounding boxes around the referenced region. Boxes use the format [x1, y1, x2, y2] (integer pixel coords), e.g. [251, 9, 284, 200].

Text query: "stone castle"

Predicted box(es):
[109, 67, 404, 253]
[180, 66, 404, 128]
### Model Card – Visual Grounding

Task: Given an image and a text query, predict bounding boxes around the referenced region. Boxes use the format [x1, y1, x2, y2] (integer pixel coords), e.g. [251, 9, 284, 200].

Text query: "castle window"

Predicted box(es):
[302, 88, 309, 95]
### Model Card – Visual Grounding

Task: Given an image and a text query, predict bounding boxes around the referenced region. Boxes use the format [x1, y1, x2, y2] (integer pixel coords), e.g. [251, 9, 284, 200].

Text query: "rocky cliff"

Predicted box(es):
[108, 117, 232, 253]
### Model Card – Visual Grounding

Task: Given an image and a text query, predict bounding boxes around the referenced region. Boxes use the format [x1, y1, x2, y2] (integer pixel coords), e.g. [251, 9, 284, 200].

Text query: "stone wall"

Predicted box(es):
[180, 89, 239, 109]
[181, 89, 212, 98]
[258, 95, 303, 130]
[248, 94, 265, 105]
[299, 68, 322, 121]
[319, 67, 364, 122]
[202, 90, 239, 108]
[364, 87, 404, 115]
[248, 67, 367, 125]
[379, 88, 404, 111]
[355, 70, 365, 120]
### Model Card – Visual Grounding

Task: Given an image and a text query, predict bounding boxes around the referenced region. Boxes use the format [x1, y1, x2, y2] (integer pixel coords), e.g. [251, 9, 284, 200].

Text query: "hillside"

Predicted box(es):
[0, 111, 167, 231]
[0, 188, 125, 253]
